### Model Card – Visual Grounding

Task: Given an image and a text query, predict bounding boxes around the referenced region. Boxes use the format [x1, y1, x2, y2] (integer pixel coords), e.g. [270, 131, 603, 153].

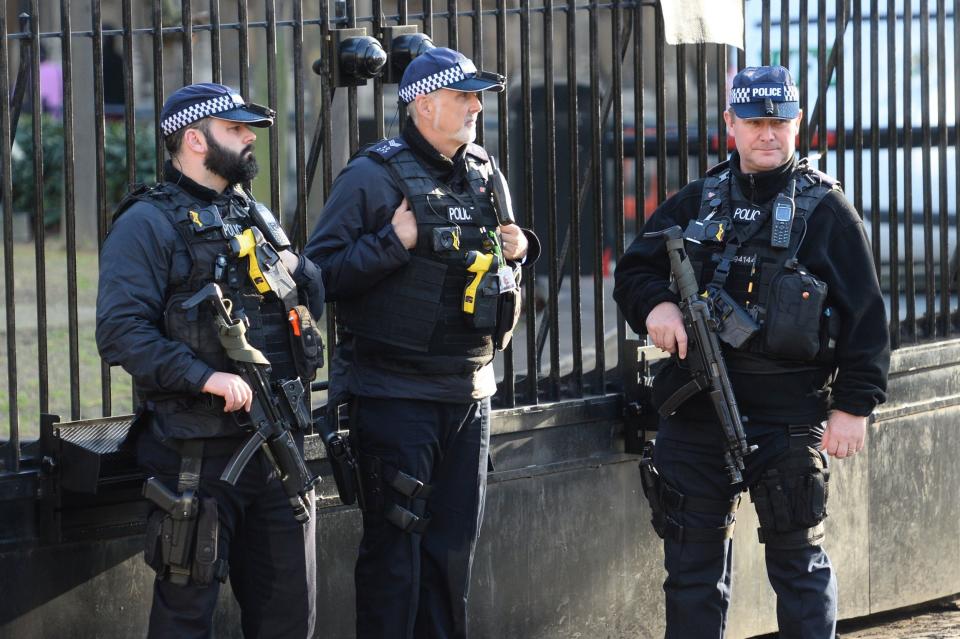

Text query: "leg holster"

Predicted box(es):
[639, 441, 741, 543]
[358, 453, 433, 534]
[142, 440, 229, 586]
[750, 431, 830, 550]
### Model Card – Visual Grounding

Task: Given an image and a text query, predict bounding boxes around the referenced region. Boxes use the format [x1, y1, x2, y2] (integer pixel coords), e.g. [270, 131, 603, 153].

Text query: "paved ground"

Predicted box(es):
[837, 599, 960, 639]
[752, 598, 960, 638]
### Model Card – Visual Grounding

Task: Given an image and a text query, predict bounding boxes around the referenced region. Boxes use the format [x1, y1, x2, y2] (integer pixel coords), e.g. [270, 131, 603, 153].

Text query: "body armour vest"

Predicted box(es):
[685, 158, 841, 373]
[337, 138, 501, 375]
[113, 182, 297, 435]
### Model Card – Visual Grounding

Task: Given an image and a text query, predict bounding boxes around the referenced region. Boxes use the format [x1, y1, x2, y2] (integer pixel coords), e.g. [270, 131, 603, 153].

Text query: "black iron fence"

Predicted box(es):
[0, 0, 956, 474]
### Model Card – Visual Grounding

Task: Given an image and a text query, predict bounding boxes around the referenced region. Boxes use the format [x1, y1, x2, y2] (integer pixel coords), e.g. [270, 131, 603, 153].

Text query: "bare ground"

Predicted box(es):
[837, 599, 960, 639]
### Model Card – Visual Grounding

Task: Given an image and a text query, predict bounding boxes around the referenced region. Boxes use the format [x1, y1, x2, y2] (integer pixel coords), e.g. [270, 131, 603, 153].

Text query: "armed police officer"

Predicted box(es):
[614, 66, 889, 638]
[96, 83, 324, 638]
[305, 47, 538, 639]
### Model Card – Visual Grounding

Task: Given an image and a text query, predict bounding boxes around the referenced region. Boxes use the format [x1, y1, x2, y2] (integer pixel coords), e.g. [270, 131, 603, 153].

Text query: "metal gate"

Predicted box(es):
[0, 1, 958, 637]
[2, 0, 958, 469]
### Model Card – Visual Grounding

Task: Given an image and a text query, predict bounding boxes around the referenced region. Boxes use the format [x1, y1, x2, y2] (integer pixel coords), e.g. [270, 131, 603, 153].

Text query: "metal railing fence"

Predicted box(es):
[1, 0, 956, 474]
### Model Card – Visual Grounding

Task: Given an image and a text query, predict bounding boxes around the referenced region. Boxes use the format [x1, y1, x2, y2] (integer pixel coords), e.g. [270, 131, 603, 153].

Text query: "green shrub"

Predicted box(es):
[11, 115, 157, 229]
[11, 115, 63, 225]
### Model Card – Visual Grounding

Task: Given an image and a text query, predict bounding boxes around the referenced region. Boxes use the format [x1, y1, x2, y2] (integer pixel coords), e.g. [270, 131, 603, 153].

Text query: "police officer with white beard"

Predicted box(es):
[306, 48, 539, 639]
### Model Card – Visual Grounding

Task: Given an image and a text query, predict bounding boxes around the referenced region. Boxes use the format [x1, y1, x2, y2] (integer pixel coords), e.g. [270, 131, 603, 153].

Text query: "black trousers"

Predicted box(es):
[652, 428, 836, 639]
[137, 430, 317, 639]
[352, 396, 491, 639]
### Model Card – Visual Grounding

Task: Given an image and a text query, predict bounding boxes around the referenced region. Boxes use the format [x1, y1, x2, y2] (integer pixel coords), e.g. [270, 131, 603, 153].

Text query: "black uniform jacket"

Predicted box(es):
[96, 163, 325, 402]
[305, 120, 538, 404]
[614, 153, 889, 436]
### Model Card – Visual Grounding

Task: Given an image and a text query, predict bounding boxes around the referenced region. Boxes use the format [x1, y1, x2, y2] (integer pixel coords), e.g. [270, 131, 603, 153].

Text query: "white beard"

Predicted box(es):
[430, 102, 477, 147]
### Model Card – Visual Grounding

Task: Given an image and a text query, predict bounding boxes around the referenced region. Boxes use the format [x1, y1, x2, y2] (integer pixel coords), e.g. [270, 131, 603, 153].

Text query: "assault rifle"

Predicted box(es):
[182, 283, 319, 522]
[643, 225, 757, 484]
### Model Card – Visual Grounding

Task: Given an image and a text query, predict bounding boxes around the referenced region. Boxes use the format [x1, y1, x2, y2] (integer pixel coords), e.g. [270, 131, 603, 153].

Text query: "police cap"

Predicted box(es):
[728, 65, 800, 120]
[398, 47, 505, 104]
[159, 82, 275, 137]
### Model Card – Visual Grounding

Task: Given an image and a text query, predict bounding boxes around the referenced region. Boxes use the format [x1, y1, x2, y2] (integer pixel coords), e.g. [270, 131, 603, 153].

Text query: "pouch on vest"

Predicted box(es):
[288, 304, 324, 381]
[467, 270, 500, 329]
[763, 266, 827, 361]
[494, 265, 522, 350]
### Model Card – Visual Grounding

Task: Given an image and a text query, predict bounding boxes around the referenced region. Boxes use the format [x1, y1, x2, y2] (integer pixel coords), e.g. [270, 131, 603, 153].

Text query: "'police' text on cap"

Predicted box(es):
[728, 65, 800, 120]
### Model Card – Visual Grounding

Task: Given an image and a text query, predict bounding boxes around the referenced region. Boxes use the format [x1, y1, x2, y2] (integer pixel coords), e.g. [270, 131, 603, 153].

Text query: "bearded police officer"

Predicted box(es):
[96, 83, 324, 638]
[305, 48, 539, 638]
[614, 66, 889, 638]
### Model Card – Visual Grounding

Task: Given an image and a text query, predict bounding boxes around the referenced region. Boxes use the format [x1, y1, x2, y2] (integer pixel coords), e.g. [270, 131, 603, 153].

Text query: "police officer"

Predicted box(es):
[96, 83, 324, 638]
[614, 66, 890, 638]
[305, 48, 539, 639]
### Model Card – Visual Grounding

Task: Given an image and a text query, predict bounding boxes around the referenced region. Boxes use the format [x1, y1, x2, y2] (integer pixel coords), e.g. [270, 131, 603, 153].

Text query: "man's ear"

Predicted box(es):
[183, 127, 207, 154]
[722, 110, 735, 137]
[414, 94, 432, 119]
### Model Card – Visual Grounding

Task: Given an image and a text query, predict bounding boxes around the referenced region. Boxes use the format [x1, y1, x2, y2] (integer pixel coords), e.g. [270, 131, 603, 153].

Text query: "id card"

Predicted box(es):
[498, 266, 518, 293]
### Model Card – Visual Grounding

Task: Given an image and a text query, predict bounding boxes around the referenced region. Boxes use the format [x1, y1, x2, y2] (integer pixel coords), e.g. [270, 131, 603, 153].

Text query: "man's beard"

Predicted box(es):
[204, 133, 258, 185]
[452, 121, 477, 145]
[430, 102, 477, 147]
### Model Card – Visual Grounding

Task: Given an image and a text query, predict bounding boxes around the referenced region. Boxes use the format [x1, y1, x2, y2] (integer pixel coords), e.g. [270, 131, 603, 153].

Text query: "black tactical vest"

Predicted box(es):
[686, 159, 841, 372]
[336, 138, 501, 375]
[113, 182, 296, 435]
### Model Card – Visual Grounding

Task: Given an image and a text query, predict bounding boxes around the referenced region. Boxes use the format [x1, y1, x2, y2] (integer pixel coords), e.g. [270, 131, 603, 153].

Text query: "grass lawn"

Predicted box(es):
[0, 239, 331, 452]
[0, 241, 133, 444]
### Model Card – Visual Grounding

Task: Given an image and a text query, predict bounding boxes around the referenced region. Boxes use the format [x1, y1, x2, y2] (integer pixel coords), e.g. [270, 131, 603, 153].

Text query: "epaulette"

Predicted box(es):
[464, 143, 489, 163]
[705, 159, 731, 177]
[798, 157, 842, 191]
[364, 137, 408, 162]
[111, 183, 156, 223]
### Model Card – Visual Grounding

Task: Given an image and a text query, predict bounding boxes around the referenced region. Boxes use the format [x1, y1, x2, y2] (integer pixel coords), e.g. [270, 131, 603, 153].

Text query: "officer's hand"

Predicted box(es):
[645, 301, 688, 359]
[391, 198, 417, 249]
[278, 249, 300, 274]
[202, 372, 254, 413]
[499, 224, 528, 261]
[821, 410, 867, 459]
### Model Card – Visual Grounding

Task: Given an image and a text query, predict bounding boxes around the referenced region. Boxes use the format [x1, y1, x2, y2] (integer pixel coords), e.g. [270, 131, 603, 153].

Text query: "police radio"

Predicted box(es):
[770, 182, 796, 249]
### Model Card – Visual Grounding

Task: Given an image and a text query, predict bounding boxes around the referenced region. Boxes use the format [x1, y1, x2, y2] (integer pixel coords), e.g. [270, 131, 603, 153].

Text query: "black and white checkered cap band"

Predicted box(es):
[399, 60, 478, 103]
[729, 84, 799, 105]
[161, 93, 246, 136]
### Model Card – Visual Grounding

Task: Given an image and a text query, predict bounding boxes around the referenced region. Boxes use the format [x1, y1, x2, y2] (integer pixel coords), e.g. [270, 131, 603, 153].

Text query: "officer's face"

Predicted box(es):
[202, 118, 259, 184]
[723, 110, 801, 174]
[423, 88, 483, 148]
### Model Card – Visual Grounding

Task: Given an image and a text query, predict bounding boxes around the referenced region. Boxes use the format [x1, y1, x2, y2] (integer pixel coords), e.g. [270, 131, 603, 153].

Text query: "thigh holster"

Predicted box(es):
[640, 441, 741, 543]
[359, 453, 433, 534]
[142, 441, 228, 586]
[750, 434, 830, 550]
